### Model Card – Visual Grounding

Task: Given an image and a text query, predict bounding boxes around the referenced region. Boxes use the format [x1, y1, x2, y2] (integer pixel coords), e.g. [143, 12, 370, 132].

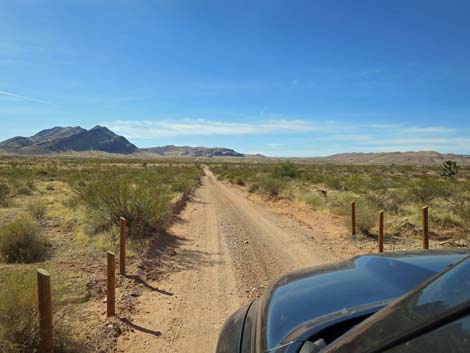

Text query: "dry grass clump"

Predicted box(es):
[0, 216, 49, 263]
[15, 185, 33, 196]
[0, 182, 11, 207]
[0, 269, 39, 352]
[0, 268, 86, 353]
[27, 201, 48, 221]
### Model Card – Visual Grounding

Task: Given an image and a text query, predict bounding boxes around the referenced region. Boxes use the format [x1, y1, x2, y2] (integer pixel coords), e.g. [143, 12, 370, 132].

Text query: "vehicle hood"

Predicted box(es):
[256, 249, 469, 352]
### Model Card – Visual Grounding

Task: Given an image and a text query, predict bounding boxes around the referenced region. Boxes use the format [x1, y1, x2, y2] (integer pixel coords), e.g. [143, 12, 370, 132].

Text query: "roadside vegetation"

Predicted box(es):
[0, 156, 202, 353]
[212, 161, 470, 243]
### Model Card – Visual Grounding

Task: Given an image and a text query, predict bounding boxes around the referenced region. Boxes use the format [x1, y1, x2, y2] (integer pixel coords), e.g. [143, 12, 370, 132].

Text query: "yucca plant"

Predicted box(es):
[439, 160, 459, 179]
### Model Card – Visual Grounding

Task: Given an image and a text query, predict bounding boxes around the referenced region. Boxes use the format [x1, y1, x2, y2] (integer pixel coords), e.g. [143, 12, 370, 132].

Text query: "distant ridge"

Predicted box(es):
[320, 151, 470, 165]
[0, 126, 469, 163]
[140, 145, 245, 157]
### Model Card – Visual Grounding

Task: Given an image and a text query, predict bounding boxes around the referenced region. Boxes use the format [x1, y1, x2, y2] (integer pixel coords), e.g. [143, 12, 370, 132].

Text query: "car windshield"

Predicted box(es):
[322, 256, 470, 353]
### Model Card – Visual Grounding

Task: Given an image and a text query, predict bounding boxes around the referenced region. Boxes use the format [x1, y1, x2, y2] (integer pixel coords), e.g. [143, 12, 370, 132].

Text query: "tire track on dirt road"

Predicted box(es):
[117, 168, 332, 353]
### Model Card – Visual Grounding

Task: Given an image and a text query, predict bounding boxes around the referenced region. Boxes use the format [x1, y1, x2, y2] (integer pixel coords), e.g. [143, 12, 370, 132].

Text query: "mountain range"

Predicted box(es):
[0, 126, 469, 164]
[0, 126, 247, 158]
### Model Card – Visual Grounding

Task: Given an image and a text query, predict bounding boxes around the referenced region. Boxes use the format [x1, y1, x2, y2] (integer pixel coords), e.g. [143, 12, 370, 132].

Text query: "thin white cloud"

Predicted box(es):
[0, 90, 52, 105]
[266, 143, 287, 147]
[105, 119, 318, 138]
[402, 126, 457, 134]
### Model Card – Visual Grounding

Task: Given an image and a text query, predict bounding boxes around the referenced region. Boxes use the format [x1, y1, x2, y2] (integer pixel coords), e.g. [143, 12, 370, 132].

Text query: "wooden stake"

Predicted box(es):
[37, 268, 53, 353]
[351, 201, 356, 235]
[107, 251, 116, 317]
[422, 206, 429, 249]
[379, 210, 384, 253]
[119, 217, 126, 275]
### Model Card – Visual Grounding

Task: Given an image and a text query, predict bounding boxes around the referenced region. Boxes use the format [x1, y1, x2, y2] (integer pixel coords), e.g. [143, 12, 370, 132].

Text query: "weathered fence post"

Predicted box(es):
[379, 210, 384, 253]
[119, 217, 126, 275]
[37, 268, 53, 353]
[107, 251, 116, 317]
[422, 206, 429, 249]
[351, 201, 356, 235]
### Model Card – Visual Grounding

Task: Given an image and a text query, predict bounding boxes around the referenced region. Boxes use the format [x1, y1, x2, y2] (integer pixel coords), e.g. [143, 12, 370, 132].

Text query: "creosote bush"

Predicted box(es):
[259, 176, 283, 196]
[16, 185, 33, 196]
[0, 182, 11, 207]
[273, 162, 301, 179]
[0, 216, 49, 263]
[75, 174, 172, 239]
[354, 201, 379, 235]
[27, 201, 48, 221]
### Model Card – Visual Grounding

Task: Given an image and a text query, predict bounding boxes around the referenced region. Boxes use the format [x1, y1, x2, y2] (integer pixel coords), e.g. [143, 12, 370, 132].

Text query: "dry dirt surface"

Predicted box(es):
[117, 169, 339, 353]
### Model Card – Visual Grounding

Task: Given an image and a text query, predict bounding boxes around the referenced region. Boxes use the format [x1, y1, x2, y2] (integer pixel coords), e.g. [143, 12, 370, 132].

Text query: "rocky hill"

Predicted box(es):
[0, 126, 138, 154]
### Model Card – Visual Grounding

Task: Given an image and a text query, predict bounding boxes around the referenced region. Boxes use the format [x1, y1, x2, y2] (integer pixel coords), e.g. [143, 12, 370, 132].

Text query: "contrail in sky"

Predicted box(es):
[0, 90, 52, 105]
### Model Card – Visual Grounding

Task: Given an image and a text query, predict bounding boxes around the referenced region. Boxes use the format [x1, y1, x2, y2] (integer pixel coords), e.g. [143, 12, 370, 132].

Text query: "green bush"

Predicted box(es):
[302, 191, 325, 209]
[16, 185, 33, 196]
[27, 201, 48, 221]
[452, 192, 470, 227]
[248, 183, 260, 193]
[273, 162, 301, 179]
[233, 176, 245, 186]
[259, 176, 283, 196]
[75, 175, 172, 239]
[0, 182, 11, 207]
[0, 217, 49, 263]
[408, 178, 450, 203]
[354, 201, 378, 235]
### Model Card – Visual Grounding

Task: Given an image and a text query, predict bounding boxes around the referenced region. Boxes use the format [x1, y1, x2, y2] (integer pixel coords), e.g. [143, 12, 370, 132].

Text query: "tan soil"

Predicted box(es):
[116, 169, 336, 353]
[117, 168, 459, 353]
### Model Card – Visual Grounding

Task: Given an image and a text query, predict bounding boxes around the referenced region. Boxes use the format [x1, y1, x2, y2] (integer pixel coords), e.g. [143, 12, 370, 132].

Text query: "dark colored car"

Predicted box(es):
[216, 249, 470, 353]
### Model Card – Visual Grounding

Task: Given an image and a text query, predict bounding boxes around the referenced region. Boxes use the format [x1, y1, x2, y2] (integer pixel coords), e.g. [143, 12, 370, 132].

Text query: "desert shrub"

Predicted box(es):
[408, 178, 450, 203]
[354, 201, 378, 235]
[327, 192, 357, 216]
[324, 176, 342, 190]
[259, 176, 283, 196]
[0, 182, 11, 207]
[248, 183, 260, 193]
[342, 175, 369, 193]
[0, 269, 39, 352]
[0, 269, 86, 353]
[431, 208, 462, 228]
[27, 201, 48, 221]
[302, 191, 325, 209]
[75, 175, 172, 239]
[0, 217, 49, 263]
[273, 162, 301, 179]
[171, 177, 194, 194]
[16, 185, 33, 196]
[452, 192, 470, 227]
[233, 176, 245, 186]
[26, 179, 35, 190]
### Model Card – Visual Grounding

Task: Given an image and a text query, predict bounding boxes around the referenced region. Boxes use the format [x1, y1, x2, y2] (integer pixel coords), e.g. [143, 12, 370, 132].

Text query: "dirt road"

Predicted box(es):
[117, 169, 333, 353]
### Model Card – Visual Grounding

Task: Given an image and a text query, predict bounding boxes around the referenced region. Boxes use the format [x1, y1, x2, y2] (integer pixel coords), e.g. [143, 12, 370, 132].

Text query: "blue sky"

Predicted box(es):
[1, 0, 469, 157]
